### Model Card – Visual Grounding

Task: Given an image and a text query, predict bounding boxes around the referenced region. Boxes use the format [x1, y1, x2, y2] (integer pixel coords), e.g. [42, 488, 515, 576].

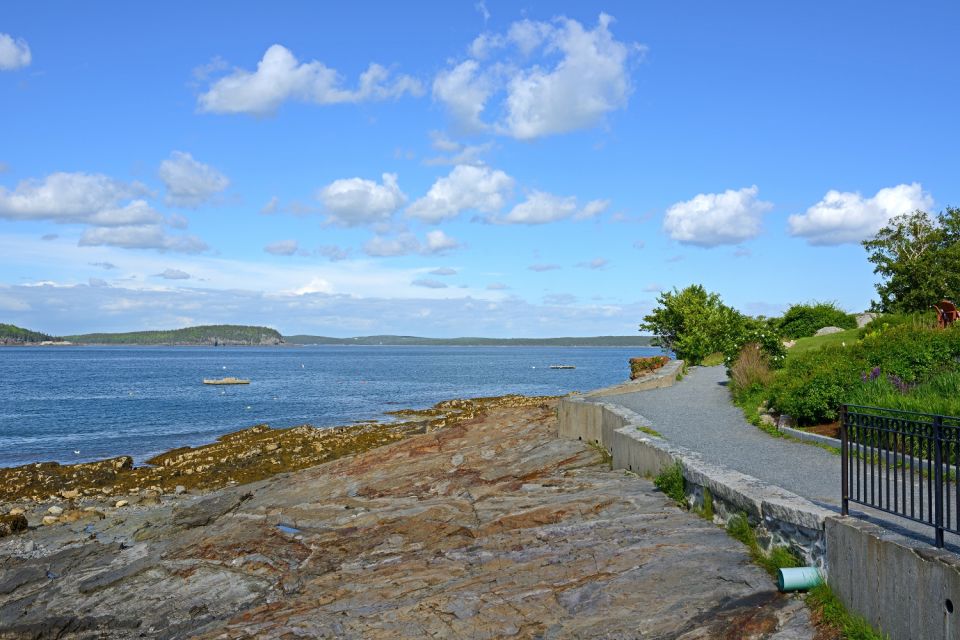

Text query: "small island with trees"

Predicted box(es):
[64, 325, 284, 346]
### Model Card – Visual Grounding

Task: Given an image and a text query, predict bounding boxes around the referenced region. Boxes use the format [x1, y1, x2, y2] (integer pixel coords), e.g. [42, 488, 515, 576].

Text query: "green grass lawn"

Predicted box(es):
[787, 328, 860, 357]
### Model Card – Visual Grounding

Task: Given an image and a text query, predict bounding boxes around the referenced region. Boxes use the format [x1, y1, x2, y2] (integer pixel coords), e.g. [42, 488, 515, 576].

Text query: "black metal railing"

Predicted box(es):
[841, 404, 960, 547]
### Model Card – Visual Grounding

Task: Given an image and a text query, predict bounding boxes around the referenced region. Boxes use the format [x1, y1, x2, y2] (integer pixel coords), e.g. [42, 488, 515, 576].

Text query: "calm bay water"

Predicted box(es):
[0, 345, 661, 468]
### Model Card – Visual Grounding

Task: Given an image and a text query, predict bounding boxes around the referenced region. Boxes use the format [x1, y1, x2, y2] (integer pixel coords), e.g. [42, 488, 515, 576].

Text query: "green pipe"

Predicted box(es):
[777, 567, 823, 592]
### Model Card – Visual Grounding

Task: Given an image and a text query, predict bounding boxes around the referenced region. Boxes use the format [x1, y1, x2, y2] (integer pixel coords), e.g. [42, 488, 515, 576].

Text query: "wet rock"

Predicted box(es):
[41, 515, 58, 526]
[114, 500, 128, 508]
[47, 505, 64, 516]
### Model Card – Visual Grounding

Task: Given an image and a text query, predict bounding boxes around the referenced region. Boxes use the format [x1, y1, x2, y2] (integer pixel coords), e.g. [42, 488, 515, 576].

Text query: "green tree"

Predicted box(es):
[863, 207, 960, 312]
[640, 285, 745, 364]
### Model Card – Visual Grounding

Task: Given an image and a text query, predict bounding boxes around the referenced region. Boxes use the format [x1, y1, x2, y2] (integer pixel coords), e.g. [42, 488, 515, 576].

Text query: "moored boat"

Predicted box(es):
[203, 377, 251, 385]
[549, 365, 576, 370]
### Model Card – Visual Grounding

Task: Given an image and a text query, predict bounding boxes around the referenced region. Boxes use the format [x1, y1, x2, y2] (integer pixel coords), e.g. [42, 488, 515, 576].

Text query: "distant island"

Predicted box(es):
[2, 322, 654, 347]
[283, 335, 655, 347]
[65, 325, 283, 346]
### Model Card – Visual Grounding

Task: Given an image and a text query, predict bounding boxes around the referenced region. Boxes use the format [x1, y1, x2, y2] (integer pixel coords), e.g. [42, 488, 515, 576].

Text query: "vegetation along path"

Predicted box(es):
[595, 365, 960, 548]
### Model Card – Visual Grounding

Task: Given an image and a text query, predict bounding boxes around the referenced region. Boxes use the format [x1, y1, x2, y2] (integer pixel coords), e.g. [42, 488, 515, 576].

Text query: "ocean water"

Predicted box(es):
[0, 345, 662, 468]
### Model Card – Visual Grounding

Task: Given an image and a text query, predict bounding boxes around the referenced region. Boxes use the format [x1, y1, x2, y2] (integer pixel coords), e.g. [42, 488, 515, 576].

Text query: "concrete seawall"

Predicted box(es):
[557, 366, 960, 639]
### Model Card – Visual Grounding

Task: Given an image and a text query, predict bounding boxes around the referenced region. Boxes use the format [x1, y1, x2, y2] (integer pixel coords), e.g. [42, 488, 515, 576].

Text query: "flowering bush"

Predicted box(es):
[629, 355, 670, 379]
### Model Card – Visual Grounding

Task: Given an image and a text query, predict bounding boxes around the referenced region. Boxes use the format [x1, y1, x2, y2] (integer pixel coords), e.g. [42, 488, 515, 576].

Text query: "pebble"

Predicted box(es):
[47, 506, 64, 516]
[114, 500, 129, 508]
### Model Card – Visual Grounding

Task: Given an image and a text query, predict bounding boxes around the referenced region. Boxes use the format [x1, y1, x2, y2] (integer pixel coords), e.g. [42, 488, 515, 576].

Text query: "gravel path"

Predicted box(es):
[595, 365, 842, 509]
[597, 365, 960, 549]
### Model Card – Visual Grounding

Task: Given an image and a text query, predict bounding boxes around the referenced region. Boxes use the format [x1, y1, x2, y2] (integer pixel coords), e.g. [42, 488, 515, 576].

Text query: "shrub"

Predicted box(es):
[767, 345, 866, 424]
[768, 323, 960, 424]
[723, 316, 787, 370]
[730, 343, 774, 393]
[858, 311, 936, 338]
[629, 355, 670, 379]
[777, 302, 857, 339]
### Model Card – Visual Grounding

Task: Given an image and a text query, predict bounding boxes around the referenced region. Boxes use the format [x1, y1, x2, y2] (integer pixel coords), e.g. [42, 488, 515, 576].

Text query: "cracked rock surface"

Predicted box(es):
[0, 401, 814, 639]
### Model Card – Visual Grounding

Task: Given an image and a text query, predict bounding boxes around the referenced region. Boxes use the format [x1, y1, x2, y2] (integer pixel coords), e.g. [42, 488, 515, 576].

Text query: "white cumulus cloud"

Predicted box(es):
[0, 172, 157, 225]
[363, 230, 461, 258]
[0, 33, 31, 70]
[788, 183, 934, 245]
[407, 165, 514, 223]
[319, 173, 406, 227]
[159, 151, 229, 208]
[198, 45, 423, 116]
[663, 186, 773, 247]
[496, 191, 608, 225]
[435, 14, 641, 140]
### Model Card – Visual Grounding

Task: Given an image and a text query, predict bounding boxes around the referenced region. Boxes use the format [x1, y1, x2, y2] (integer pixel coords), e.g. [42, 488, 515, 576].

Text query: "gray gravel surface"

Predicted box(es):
[595, 365, 960, 549]
[596, 365, 842, 508]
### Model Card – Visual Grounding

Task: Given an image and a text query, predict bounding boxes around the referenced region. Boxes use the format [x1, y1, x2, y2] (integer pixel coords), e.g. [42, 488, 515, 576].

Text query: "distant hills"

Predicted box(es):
[2, 323, 654, 347]
[283, 335, 655, 347]
[64, 325, 283, 346]
[0, 323, 58, 345]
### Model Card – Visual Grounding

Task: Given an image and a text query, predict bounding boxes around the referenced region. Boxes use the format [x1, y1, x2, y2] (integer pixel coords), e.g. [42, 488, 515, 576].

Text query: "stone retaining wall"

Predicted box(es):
[827, 517, 960, 639]
[558, 395, 833, 570]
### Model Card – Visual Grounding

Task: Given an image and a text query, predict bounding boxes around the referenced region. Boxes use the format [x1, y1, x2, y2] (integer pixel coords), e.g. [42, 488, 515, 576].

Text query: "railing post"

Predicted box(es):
[934, 414, 945, 548]
[840, 405, 849, 516]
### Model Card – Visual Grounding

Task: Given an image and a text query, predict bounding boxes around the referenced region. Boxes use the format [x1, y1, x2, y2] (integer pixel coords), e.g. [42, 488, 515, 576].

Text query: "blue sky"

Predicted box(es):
[1, 1, 958, 336]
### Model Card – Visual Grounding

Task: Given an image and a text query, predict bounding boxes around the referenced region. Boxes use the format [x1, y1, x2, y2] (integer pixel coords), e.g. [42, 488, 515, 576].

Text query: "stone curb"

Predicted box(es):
[583, 359, 684, 398]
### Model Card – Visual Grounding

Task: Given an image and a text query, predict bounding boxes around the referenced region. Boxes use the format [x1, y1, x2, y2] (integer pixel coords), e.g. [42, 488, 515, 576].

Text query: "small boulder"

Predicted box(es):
[855, 312, 878, 328]
[60, 489, 80, 500]
[47, 506, 64, 516]
[114, 500, 129, 508]
[0, 513, 28, 537]
[759, 414, 777, 427]
[41, 516, 59, 526]
[8, 507, 25, 516]
[814, 326, 844, 336]
[174, 485, 186, 495]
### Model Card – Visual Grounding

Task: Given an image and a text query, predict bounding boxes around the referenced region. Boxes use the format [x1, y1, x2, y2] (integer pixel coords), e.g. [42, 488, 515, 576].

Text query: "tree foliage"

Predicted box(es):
[0, 323, 55, 344]
[640, 285, 746, 364]
[863, 207, 960, 313]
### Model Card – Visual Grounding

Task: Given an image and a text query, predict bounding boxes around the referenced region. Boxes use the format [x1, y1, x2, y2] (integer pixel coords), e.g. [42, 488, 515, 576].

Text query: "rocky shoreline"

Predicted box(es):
[0, 393, 818, 639]
[0, 395, 554, 534]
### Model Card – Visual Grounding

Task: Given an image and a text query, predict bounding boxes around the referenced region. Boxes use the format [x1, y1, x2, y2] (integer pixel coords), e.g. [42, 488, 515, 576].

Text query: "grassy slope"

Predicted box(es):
[788, 328, 861, 356]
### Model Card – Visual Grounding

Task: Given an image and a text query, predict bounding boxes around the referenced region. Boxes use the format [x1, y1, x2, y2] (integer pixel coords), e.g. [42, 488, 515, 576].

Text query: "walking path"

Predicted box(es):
[594, 365, 959, 549]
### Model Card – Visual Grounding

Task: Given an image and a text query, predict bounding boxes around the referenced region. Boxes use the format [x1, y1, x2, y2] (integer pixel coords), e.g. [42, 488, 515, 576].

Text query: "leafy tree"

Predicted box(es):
[863, 207, 960, 312]
[640, 285, 746, 364]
